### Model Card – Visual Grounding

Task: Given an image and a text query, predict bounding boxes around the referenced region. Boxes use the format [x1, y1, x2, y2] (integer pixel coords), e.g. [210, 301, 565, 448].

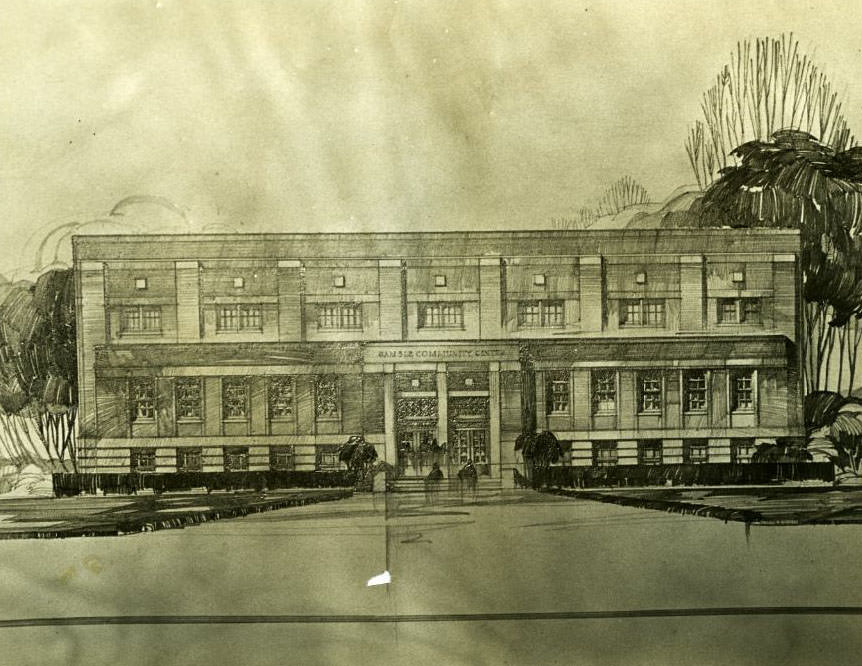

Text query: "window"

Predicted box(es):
[233, 277, 245, 289]
[223, 446, 249, 471]
[121, 306, 162, 334]
[217, 304, 262, 332]
[135, 277, 148, 290]
[315, 376, 340, 419]
[333, 274, 346, 288]
[718, 297, 761, 325]
[317, 303, 362, 329]
[317, 448, 340, 470]
[533, 274, 546, 286]
[592, 370, 616, 414]
[222, 378, 249, 420]
[635, 272, 647, 284]
[268, 377, 294, 419]
[731, 438, 756, 463]
[639, 440, 663, 465]
[620, 299, 665, 327]
[518, 300, 564, 327]
[270, 446, 295, 471]
[683, 370, 708, 413]
[418, 302, 464, 328]
[546, 370, 570, 414]
[594, 441, 618, 467]
[732, 370, 755, 412]
[176, 447, 203, 472]
[638, 372, 662, 413]
[684, 439, 709, 464]
[130, 448, 156, 472]
[130, 378, 155, 422]
[731, 271, 745, 283]
[434, 275, 447, 287]
[175, 378, 202, 420]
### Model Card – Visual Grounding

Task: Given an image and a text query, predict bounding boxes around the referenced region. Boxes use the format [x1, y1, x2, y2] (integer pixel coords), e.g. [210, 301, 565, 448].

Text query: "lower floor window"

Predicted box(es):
[176, 447, 203, 472]
[731, 438, 756, 463]
[130, 448, 156, 472]
[593, 441, 618, 467]
[638, 440, 663, 465]
[270, 446, 295, 471]
[684, 439, 709, 464]
[224, 446, 249, 471]
[316, 447, 340, 470]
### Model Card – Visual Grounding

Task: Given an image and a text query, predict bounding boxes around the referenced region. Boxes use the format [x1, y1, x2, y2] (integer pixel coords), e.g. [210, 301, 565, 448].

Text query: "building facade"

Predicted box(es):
[73, 229, 803, 479]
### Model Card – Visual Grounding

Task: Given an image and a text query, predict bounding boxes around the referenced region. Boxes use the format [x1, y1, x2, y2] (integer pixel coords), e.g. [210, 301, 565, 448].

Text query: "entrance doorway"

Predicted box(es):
[397, 424, 439, 477]
[451, 427, 489, 475]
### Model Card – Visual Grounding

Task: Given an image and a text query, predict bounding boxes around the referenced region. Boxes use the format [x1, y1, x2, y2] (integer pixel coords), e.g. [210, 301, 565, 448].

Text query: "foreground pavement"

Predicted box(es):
[1, 489, 861, 665]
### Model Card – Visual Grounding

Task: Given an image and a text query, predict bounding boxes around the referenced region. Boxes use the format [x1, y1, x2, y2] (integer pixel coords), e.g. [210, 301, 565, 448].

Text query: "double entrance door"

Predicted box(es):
[396, 424, 489, 477]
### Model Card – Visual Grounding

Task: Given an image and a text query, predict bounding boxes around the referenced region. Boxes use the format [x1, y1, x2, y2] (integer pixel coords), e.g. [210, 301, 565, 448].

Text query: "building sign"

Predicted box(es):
[364, 344, 518, 364]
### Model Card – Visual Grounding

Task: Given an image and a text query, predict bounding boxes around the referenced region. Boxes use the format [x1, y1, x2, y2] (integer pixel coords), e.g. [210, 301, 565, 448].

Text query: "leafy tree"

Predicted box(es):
[686, 34, 854, 190]
[516, 430, 563, 483]
[697, 129, 862, 395]
[337, 435, 378, 483]
[0, 269, 77, 470]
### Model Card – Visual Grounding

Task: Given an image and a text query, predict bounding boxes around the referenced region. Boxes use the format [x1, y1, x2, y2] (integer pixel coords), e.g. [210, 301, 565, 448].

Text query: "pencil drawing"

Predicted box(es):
[5, 3, 862, 664]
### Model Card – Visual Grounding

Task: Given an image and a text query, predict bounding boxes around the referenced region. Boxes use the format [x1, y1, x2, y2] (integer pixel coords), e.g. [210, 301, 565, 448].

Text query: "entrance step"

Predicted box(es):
[390, 476, 503, 493]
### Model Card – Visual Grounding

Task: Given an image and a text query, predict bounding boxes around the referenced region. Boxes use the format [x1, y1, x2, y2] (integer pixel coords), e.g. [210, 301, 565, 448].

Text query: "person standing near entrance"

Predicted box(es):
[458, 459, 478, 501]
[424, 462, 444, 504]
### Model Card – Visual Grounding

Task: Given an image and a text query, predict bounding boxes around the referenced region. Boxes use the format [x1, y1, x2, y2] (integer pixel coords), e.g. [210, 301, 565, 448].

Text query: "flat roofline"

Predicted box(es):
[72, 228, 800, 243]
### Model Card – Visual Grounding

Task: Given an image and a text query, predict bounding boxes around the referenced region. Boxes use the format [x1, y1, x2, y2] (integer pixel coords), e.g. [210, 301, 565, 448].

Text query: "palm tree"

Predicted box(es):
[516, 430, 563, 486]
[337, 435, 378, 485]
[698, 129, 862, 395]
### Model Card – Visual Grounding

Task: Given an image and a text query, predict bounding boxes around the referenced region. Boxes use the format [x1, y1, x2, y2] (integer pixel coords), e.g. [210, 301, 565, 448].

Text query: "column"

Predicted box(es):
[176, 260, 201, 341]
[77, 261, 106, 456]
[383, 365, 397, 465]
[479, 257, 503, 339]
[489, 361, 501, 479]
[378, 260, 403, 341]
[579, 256, 603, 332]
[679, 254, 704, 331]
[277, 260, 303, 341]
[436, 364, 448, 454]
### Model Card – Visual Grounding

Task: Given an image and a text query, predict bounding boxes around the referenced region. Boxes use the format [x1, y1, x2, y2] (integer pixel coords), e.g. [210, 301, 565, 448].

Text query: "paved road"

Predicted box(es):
[1, 489, 861, 665]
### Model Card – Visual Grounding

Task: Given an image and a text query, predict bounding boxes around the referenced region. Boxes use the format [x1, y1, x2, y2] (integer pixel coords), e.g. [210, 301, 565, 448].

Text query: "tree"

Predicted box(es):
[337, 435, 378, 484]
[686, 34, 854, 190]
[0, 269, 77, 471]
[698, 129, 862, 395]
[594, 176, 651, 218]
[517, 430, 563, 484]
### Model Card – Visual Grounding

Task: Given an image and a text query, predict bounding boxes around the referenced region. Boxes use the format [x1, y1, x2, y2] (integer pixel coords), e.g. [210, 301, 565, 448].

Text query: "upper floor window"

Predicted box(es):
[121, 306, 162, 335]
[518, 300, 564, 328]
[175, 378, 202, 420]
[718, 297, 762, 325]
[217, 304, 262, 332]
[222, 377, 250, 420]
[268, 377, 294, 419]
[546, 370, 570, 414]
[315, 375, 340, 420]
[592, 370, 616, 415]
[683, 370, 708, 413]
[317, 303, 362, 329]
[732, 370, 756, 412]
[620, 298, 665, 327]
[130, 378, 156, 422]
[638, 372, 662, 413]
[418, 302, 464, 329]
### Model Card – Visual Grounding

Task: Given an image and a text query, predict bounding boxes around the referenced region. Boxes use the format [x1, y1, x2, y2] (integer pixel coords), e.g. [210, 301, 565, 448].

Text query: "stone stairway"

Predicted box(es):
[390, 475, 503, 493]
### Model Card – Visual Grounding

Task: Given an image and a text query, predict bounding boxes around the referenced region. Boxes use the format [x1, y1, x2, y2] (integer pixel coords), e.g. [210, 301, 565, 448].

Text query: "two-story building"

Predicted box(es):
[73, 229, 803, 479]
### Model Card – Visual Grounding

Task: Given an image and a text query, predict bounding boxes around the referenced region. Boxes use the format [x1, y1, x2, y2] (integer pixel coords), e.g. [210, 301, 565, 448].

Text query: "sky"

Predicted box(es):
[2, 0, 862, 278]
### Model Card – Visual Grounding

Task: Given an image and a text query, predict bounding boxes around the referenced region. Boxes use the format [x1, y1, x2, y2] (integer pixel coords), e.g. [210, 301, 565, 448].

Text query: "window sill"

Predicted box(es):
[269, 416, 295, 422]
[119, 331, 164, 337]
[683, 410, 708, 416]
[547, 411, 570, 416]
[592, 410, 617, 417]
[222, 418, 250, 423]
[316, 416, 341, 422]
[176, 418, 203, 424]
[638, 410, 662, 416]
[215, 330, 264, 335]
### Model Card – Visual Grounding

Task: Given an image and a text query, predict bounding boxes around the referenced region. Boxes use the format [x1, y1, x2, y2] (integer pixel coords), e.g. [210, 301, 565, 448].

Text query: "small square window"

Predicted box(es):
[731, 271, 745, 283]
[635, 272, 647, 284]
[333, 275, 346, 288]
[435, 275, 447, 287]
[233, 277, 245, 289]
[464, 377, 474, 387]
[533, 274, 546, 286]
[135, 278, 148, 290]
[410, 378, 420, 388]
